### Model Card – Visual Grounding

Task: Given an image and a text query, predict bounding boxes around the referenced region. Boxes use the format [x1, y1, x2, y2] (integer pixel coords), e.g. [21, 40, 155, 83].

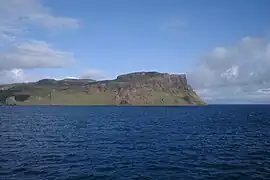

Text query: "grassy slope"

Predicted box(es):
[17, 91, 116, 105]
[15, 89, 204, 105]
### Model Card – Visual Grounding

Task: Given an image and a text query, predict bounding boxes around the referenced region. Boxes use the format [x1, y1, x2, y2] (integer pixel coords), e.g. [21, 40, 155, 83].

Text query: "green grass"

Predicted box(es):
[16, 89, 196, 106]
[17, 90, 116, 105]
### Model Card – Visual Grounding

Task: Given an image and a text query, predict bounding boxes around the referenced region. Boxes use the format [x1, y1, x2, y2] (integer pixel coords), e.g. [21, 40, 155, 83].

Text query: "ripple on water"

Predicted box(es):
[1, 105, 270, 180]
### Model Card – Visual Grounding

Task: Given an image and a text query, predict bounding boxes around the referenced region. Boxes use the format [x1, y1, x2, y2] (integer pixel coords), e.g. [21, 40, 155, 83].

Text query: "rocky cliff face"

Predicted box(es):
[0, 72, 205, 105]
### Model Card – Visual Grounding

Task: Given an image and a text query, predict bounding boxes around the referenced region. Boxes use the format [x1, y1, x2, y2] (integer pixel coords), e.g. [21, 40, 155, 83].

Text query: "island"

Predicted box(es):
[0, 72, 205, 106]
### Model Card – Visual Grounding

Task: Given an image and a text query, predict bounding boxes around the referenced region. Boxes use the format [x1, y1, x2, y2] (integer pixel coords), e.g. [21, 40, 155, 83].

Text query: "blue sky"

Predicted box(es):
[43, 0, 270, 77]
[0, 0, 270, 103]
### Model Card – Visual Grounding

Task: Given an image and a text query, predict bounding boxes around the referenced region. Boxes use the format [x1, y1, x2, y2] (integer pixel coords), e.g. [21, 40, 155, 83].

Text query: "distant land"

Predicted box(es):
[0, 72, 205, 106]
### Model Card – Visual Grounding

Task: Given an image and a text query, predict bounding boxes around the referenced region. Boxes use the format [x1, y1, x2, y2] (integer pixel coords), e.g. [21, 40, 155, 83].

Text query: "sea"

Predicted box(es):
[0, 105, 270, 180]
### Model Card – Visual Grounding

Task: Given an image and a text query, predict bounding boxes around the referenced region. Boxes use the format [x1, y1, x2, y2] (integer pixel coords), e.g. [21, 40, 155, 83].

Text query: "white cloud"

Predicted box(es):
[0, 69, 27, 84]
[0, 68, 46, 84]
[221, 65, 239, 81]
[63, 76, 79, 80]
[212, 47, 227, 59]
[256, 88, 270, 94]
[81, 69, 107, 80]
[0, 0, 79, 49]
[188, 36, 270, 103]
[28, 14, 79, 28]
[0, 41, 75, 70]
[0, 0, 79, 32]
[0, 0, 79, 84]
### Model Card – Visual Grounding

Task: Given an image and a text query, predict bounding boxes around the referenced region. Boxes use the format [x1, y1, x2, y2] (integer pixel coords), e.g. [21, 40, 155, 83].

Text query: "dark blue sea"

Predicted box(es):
[1, 105, 270, 180]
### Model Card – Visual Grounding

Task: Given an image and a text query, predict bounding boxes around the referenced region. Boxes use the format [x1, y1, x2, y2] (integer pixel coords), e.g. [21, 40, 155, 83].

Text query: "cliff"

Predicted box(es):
[0, 72, 205, 105]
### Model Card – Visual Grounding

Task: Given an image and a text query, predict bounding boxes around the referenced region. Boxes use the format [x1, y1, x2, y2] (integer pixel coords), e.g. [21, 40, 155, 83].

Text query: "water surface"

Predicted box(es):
[1, 105, 270, 179]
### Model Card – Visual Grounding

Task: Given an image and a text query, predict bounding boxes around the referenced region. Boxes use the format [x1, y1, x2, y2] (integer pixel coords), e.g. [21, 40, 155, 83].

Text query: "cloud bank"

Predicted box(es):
[188, 36, 270, 103]
[0, 0, 79, 84]
[0, 41, 75, 71]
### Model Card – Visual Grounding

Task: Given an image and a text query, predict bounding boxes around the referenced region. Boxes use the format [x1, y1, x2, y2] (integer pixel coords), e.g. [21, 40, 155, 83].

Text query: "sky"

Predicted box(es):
[0, 0, 270, 103]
